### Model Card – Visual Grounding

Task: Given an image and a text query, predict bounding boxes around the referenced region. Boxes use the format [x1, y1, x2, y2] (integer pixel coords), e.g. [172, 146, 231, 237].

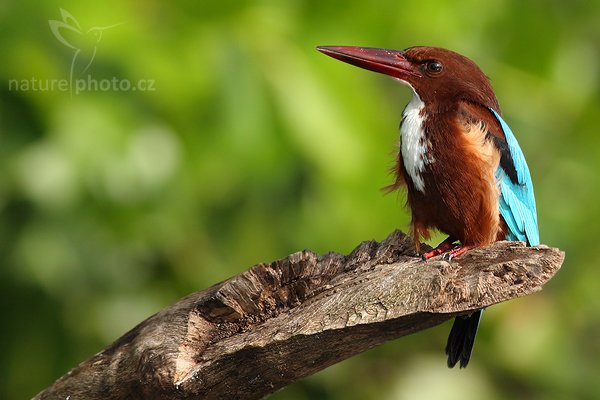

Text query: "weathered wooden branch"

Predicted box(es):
[35, 230, 564, 400]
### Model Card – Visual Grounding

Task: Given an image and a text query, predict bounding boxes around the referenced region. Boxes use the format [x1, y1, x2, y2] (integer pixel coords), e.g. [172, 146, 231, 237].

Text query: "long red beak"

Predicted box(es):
[316, 46, 420, 79]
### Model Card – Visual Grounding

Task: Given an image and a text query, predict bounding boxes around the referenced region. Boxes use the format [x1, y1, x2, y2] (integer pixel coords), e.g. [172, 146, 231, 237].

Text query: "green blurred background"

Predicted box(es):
[1, 0, 599, 399]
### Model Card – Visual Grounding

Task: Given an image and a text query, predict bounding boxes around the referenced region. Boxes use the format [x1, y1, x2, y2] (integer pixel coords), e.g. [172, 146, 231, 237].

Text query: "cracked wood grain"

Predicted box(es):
[34, 230, 564, 400]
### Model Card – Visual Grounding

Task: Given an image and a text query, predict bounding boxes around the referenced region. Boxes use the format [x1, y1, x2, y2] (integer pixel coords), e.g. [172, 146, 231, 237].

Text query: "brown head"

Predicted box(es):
[317, 46, 500, 114]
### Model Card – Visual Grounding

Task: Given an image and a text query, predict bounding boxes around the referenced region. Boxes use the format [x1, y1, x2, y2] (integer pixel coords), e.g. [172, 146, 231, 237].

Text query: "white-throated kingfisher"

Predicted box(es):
[317, 45, 539, 368]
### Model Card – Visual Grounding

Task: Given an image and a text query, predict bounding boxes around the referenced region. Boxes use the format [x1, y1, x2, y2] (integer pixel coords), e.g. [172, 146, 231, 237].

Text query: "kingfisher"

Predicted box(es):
[317, 45, 539, 368]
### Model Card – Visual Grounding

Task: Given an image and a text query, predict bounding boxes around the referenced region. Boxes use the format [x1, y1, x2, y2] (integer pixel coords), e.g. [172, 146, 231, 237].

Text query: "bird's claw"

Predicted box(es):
[423, 244, 472, 261]
[421, 239, 458, 260]
[442, 250, 455, 261]
[442, 245, 472, 261]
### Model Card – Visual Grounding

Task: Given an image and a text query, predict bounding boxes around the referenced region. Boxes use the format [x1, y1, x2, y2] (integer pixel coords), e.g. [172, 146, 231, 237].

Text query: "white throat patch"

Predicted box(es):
[400, 89, 431, 193]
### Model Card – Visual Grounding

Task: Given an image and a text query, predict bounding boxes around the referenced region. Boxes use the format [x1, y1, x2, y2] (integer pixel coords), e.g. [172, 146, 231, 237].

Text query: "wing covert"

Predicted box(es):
[489, 108, 540, 246]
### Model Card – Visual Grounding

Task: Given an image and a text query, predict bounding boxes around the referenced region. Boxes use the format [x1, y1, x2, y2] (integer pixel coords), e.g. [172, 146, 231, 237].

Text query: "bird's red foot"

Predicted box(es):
[422, 238, 458, 260]
[442, 245, 473, 261]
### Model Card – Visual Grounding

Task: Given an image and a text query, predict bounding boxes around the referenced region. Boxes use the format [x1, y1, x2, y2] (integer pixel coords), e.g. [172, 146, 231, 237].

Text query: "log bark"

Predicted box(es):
[34, 230, 564, 400]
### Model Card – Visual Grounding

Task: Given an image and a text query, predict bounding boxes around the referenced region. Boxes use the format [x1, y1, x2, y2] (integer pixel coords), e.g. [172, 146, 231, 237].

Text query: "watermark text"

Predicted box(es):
[8, 76, 156, 95]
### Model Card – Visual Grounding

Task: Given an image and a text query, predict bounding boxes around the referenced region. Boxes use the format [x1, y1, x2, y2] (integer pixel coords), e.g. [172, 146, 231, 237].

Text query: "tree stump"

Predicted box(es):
[34, 230, 564, 400]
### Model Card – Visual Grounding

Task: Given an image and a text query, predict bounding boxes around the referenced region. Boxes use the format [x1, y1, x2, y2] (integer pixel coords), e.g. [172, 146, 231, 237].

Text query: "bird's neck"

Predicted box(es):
[400, 92, 431, 193]
[399, 92, 468, 194]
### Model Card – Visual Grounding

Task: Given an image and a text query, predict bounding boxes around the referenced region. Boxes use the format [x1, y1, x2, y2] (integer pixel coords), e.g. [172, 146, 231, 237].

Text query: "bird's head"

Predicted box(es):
[317, 46, 499, 113]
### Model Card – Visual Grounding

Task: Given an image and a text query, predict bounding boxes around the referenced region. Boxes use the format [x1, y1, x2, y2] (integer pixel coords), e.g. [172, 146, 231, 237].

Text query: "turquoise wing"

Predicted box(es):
[489, 109, 540, 246]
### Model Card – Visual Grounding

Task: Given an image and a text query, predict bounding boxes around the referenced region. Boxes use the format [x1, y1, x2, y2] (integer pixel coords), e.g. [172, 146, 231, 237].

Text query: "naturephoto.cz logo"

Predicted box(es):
[8, 8, 155, 95]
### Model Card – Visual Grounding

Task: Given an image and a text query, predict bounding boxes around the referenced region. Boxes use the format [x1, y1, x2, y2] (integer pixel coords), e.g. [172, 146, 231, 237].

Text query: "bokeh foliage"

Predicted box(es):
[1, 0, 599, 399]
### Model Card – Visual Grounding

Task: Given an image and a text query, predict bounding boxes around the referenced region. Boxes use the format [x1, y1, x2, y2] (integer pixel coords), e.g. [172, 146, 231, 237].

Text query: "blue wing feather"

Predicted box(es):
[489, 109, 540, 246]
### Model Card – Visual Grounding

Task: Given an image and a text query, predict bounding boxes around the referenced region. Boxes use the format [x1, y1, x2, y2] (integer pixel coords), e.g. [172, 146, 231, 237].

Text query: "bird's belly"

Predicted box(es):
[408, 128, 502, 245]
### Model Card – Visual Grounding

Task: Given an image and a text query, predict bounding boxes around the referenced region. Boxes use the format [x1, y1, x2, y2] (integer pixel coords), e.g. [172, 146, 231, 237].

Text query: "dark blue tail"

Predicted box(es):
[445, 309, 483, 368]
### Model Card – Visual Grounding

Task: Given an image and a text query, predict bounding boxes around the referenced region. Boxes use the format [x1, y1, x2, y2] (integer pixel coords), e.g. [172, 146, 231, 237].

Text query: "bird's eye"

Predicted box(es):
[425, 60, 443, 74]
